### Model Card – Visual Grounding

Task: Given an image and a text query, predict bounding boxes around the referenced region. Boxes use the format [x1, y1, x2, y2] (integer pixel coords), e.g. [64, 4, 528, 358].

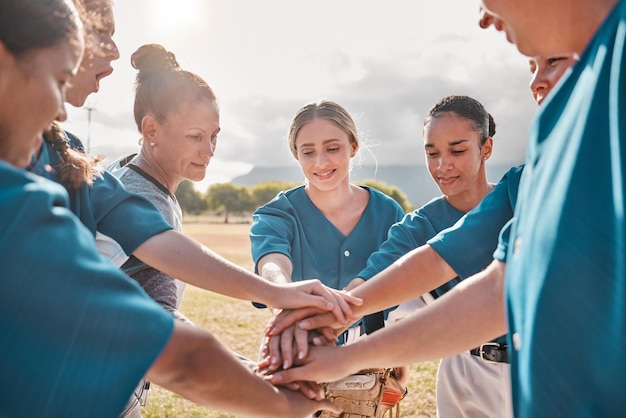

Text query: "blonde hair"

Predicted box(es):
[287, 100, 359, 159]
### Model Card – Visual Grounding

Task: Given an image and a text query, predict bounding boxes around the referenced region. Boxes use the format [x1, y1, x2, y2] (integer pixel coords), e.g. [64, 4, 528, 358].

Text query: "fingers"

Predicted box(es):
[296, 311, 338, 332]
[280, 326, 296, 369]
[300, 280, 363, 325]
[294, 325, 310, 361]
[305, 280, 352, 324]
[268, 365, 307, 385]
[267, 334, 282, 371]
[266, 307, 320, 336]
[314, 327, 338, 345]
[293, 380, 324, 400]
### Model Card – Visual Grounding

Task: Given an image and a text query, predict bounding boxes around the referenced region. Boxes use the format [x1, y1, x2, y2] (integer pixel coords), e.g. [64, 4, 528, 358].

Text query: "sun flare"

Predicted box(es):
[152, 0, 201, 28]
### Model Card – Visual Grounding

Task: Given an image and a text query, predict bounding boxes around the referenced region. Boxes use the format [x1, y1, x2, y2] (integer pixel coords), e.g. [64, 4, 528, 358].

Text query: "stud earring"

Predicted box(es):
[150, 142, 155, 148]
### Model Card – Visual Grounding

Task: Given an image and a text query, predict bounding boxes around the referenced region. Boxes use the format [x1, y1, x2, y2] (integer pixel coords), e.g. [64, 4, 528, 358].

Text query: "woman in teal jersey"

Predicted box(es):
[268, 1, 626, 416]
[0, 1, 341, 416]
[251, 100, 405, 351]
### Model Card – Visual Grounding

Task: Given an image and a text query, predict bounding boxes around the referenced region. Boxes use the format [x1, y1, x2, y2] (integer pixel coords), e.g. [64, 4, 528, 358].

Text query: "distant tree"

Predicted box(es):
[206, 183, 253, 223]
[249, 180, 302, 209]
[359, 179, 414, 212]
[175, 180, 208, 214]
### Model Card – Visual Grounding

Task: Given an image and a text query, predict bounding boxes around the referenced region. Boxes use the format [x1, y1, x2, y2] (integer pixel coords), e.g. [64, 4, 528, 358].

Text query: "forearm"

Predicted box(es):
[350, 245, 457, 317]
[346, 260, 507, 369]
[148, 323, 299, 417]
[134, 231, 276, 304]
[257, 253, 293, 285]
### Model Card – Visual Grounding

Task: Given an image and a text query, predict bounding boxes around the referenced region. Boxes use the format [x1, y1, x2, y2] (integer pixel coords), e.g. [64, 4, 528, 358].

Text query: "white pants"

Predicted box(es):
[436, 351, 513, 418]
[386, 296, 513, 418]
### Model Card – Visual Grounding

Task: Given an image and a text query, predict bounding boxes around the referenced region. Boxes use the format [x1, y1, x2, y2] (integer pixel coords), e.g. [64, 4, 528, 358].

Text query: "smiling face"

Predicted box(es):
[294, 118, 356, 193]
[66, 0, 119, 107]
[529, 55, 578, 105]
[424, 112, 492, 206]
[150, 98, 220, 185]
[0, 40, 82, 167]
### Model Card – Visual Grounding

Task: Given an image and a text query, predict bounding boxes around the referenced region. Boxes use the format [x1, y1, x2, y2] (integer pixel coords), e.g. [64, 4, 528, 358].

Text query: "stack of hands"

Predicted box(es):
[258, 286, 365, 401]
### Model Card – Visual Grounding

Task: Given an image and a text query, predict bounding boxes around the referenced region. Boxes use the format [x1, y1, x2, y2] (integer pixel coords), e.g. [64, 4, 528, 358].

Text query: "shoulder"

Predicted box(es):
[361, 185, 404, 212]
[257, 185, 305, 211]
[63, 130, 86, 152]
[402, 196, 446, 221]
[1, 161, 69, 210]
[107, 154, 137, 177]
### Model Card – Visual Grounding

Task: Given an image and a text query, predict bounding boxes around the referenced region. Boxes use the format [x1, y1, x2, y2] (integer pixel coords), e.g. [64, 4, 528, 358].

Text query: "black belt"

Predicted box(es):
[470, 343, 509, 364]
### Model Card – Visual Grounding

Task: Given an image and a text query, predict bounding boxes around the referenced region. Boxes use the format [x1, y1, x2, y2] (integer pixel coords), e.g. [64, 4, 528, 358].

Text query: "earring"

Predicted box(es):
[150, 142, 155, 149]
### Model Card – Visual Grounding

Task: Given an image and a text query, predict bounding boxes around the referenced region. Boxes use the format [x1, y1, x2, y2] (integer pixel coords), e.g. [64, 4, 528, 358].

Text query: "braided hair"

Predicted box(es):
[42, 121, 103, 190]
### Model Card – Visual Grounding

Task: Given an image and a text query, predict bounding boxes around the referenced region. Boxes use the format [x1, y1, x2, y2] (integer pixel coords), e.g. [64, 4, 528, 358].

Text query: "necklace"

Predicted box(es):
[137, 154, 178, 203]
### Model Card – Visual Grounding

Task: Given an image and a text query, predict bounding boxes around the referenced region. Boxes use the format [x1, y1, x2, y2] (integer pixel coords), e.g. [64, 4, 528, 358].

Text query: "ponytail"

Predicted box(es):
[42, 122, 103, 191]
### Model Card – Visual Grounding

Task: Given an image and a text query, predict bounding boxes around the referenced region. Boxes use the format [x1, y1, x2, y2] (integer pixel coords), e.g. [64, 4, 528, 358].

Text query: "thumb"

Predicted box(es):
[267, 367, 306, 385]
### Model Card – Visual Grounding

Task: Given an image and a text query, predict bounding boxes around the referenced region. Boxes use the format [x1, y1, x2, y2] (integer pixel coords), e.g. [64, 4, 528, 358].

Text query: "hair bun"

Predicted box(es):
[131, 43, 179, 76]
[487, 113, 496, 137]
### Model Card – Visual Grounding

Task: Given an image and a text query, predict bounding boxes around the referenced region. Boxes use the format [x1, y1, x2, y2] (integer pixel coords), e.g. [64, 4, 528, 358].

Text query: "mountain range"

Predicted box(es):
[232, 163, 522, 208]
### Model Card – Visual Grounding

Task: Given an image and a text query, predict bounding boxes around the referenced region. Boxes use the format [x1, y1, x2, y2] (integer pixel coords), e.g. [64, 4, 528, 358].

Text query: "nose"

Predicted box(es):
[478, 6, 494, 29]
[55, 103, 68, 123]
[529, 70, 548, 97]
[103, 37, 120, 61]
[201, 138, 216, 157]
[315, 152, 329, 167]
[437, 154, 453, 171]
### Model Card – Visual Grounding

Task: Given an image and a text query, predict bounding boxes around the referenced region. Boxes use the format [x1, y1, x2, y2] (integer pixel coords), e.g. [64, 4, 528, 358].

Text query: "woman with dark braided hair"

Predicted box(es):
[0, 0, 345, 416]
[22, 1, 361, 412]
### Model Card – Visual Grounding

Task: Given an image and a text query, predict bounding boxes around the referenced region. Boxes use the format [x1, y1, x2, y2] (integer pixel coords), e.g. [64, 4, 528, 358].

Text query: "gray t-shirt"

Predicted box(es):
[108, 154, 189, 323]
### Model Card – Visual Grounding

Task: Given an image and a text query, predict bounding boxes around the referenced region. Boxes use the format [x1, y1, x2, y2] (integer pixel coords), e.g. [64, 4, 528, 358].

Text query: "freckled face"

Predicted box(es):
[66, 0, 120, 107]
[294, 118, 355, 192]
[424, 112, 489, 200]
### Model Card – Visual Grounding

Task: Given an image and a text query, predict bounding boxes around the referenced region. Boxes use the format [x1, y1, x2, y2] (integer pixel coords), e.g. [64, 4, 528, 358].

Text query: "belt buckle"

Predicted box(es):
[478, 342, 501, 364]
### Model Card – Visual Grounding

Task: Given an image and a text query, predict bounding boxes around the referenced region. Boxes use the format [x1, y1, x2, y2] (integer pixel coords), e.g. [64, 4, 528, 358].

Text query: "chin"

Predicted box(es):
[66, 95, 87, 108]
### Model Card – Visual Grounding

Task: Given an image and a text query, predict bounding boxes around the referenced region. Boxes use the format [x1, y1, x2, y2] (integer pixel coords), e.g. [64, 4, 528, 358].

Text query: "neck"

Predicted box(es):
[136, 151, 177, 195]
[445, 179, 493, 214]
[305, 181, 355, 213]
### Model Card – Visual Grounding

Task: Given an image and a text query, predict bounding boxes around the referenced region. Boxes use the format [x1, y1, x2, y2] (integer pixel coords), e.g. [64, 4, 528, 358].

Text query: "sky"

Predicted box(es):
[63, 0, 537, 192]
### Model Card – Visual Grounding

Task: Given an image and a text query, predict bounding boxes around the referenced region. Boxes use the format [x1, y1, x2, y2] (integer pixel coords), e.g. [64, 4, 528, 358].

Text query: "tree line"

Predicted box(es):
[175, 179, 414, 223]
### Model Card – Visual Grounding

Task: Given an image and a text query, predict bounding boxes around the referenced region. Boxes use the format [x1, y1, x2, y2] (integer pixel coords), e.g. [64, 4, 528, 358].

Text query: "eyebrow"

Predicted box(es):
[298, 138, 343, 148]
[424, 139, 470, 148]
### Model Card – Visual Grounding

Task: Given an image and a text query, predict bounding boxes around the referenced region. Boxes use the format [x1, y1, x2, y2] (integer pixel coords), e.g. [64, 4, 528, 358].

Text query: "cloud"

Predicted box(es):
[61, 0, 536, 185]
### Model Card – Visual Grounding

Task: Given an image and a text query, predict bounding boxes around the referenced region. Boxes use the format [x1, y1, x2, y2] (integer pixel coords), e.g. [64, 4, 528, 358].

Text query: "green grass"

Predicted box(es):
[141, 220, 438, 417]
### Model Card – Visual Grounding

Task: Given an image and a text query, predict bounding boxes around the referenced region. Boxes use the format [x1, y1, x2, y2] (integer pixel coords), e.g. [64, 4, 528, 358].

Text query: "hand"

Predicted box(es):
[266, 306, 346, 338]
[269, 279, 363, 327]
[257, 365, 326, 401]
[266, 345, 357, 386]
[274, 384, 342, 417]
[261, 323, 336, 372]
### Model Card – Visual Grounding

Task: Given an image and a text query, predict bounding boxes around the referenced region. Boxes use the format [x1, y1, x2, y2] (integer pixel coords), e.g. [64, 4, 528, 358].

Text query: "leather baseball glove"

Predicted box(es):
[318, 368, 408, 418]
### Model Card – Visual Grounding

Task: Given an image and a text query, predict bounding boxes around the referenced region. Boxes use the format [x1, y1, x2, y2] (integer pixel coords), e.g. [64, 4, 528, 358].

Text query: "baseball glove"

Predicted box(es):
[318, 368, 408, 418]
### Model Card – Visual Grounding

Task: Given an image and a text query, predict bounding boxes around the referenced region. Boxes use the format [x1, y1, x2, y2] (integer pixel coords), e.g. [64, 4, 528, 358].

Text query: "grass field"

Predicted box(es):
[142, 221, 438, 417]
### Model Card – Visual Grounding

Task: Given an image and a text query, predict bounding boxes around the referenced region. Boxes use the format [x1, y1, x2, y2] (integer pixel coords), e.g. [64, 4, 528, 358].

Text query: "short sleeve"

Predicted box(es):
[0, 165, 173, 418]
